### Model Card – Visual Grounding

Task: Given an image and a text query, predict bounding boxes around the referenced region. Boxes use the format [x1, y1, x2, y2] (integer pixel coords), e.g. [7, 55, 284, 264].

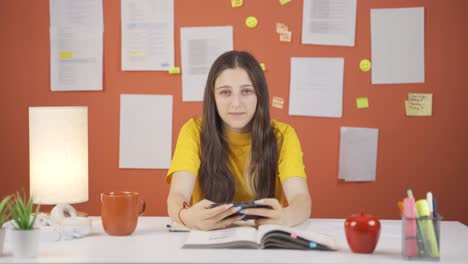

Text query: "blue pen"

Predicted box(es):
[407, 188, 426, 256]
[432, 196, 440, 247]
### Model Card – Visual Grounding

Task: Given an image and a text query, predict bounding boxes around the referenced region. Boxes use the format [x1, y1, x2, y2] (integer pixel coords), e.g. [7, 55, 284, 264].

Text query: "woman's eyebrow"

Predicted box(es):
[215, 85, 231, 90]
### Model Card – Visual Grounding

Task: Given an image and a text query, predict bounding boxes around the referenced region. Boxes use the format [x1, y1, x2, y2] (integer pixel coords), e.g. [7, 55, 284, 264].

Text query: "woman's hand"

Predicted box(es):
[240, 198, 286, 226]
[180, 199, 244, 230]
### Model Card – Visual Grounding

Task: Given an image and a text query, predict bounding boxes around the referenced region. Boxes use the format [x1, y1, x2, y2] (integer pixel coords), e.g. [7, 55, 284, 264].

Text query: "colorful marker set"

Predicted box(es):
[400, 189, 440, 260]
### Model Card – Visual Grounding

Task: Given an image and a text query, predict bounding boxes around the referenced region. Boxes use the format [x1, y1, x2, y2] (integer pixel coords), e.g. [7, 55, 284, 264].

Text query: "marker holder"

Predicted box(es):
[402, 215, 441, 260]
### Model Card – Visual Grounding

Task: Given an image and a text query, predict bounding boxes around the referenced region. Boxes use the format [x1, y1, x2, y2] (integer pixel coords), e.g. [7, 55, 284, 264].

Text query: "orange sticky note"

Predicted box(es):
[168, 67, 181, 74]
[276, 23, 289, 34]
[231, 0, 243, 8]
[59, 51, 73, 59]
[356, 97, 369, 109]
[279, 0, 291, 5]
[279, 31, 292, 42]
[272, 96, 284, 109]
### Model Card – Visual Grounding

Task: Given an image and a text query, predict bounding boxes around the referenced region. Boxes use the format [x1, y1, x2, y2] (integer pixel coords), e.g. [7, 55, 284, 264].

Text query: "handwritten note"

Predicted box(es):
[272, 96, 285, 109]
[405, 93, 432, 116]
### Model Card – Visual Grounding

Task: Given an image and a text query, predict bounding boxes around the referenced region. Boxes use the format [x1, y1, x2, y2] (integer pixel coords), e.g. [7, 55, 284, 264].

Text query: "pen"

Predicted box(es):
[403, 197, 419, 257]
[415, 200, 439, 258]
[407, 188, 425, 256]
[407, 188, 414, 199]
[426, 192, 433, 219]
[432, 195, 440, 246]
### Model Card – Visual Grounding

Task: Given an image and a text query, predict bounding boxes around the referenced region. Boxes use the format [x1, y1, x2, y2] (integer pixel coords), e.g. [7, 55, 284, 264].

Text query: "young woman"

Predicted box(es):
[166, 50, 311, 230]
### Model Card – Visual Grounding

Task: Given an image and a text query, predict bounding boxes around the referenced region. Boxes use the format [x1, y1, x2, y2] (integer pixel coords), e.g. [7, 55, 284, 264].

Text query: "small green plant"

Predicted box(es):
[8, 192, 40, 230]
[0, 195, 11, 225]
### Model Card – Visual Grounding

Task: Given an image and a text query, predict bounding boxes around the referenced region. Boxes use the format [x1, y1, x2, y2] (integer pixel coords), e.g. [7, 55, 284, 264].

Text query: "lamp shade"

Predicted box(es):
[29, 106, 88, 204]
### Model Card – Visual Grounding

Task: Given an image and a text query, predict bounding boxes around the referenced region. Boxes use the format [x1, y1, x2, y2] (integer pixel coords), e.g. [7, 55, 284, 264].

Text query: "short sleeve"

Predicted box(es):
[166, 118, 202, 184]
[277, 124, 307, 182]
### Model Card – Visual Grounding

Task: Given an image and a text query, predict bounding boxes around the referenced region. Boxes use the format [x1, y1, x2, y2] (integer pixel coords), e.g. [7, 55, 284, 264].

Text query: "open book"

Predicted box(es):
[183, 224, 337, 250]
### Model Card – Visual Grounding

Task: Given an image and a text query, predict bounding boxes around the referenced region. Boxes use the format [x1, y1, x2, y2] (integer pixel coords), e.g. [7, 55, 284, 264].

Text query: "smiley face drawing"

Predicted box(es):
[245, 16, 258, 28]
[359, 59, 371, 72]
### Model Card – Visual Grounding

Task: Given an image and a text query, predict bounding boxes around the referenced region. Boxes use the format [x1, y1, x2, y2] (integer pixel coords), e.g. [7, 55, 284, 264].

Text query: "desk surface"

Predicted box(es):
[0, 217, 467, 263]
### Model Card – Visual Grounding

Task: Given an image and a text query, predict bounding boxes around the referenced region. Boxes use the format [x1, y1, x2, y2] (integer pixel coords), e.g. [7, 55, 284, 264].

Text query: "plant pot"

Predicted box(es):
[9, 229, 40, 258]
[0, 228, 5, 256]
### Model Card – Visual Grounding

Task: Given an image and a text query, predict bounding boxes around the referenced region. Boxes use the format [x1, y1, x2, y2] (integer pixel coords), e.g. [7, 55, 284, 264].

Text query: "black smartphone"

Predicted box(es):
[208, 201, 273, 220]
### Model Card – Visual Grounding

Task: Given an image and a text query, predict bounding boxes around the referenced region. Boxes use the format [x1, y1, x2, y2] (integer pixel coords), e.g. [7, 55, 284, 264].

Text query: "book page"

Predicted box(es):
[183, 227, 257, 247]
[257, 224, 337, 250]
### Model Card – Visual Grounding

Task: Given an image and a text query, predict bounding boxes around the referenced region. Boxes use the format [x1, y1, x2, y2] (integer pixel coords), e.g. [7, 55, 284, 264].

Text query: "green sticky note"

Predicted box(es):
[356, 97, 369, 109]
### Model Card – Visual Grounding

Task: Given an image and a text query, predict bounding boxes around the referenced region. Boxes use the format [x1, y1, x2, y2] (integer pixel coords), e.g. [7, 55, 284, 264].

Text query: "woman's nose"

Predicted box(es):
[231, 93, 241, 108]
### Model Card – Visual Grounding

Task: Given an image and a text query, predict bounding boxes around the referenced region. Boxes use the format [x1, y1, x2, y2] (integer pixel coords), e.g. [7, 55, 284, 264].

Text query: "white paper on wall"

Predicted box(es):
[338, 127, 379, 182]
[180, 26, 233, 101]
[302, 0, 357, 46]
[121, 0, 174, 71]
[49, 0, 103, 91]
[119, 94, 173, 169]
[371, 7, 425, 84]
[288, 57, 344, 118]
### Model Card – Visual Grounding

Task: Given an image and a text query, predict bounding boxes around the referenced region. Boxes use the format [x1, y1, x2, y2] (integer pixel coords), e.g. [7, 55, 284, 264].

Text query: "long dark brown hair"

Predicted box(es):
[199, 50, 279, 202]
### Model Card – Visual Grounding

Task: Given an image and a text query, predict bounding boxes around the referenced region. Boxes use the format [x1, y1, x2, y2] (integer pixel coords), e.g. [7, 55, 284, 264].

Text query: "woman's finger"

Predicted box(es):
[255, 198, 281, 210]
[212, 205, 242, 222]
[213, 215, 245, 230]
[202, 202, 234, 219]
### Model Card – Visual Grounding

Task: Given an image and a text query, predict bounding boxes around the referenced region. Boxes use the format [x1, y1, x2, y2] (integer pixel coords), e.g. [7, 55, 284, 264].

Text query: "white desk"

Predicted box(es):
[0, 217, 466, 263]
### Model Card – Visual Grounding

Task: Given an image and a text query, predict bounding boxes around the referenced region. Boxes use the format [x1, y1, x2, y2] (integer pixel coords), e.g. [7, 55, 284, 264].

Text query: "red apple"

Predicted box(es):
[344, 212, 381, 253]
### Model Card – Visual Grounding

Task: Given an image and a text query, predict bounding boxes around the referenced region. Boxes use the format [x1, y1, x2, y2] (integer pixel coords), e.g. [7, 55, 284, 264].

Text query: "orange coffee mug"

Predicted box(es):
[101, 191, 146, 236]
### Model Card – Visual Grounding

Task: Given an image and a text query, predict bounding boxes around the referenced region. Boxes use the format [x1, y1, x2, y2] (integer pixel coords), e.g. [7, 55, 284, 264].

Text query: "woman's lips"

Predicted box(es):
[228, 112, 245, 116]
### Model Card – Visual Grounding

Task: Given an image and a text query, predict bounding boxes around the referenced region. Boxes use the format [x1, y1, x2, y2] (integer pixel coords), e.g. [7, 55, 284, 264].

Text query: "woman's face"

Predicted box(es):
[214, 67, 257, 133]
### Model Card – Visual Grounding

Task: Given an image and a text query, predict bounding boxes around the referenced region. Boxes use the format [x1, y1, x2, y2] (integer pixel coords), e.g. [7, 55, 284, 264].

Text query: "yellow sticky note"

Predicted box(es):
[245, 16, 258, 28]
[260, 63, 266, 71]
[279, 31, 292, 42]
[276, 23, 289, 34]
[405, 93, 432, 116]
[279, 0, 291, 5]
[359, 59, 371, 72]
[272, 96, 284, 109]
[231, 0, 243, 7]
[356, 97, 369, 109]
[168, 67, 181, 74]
[59, 51, 73, 59]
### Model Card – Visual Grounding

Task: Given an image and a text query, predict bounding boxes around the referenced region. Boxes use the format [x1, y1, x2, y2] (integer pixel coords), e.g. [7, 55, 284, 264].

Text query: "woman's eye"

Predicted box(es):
[219, 90, 230, 96]
[242, 89, 254, 95]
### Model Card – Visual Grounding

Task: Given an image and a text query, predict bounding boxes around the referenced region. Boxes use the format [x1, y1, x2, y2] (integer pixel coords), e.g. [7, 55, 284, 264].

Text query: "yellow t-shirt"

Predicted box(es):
[166, 118, 306, 204]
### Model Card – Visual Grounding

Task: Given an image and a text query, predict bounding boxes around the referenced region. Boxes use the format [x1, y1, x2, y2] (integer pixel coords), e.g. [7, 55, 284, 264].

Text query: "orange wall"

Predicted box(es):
[1, 0, 467, 224]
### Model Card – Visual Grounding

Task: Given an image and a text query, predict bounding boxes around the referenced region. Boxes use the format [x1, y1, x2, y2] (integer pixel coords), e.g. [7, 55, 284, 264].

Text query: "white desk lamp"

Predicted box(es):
[29, 106, 89, 221]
